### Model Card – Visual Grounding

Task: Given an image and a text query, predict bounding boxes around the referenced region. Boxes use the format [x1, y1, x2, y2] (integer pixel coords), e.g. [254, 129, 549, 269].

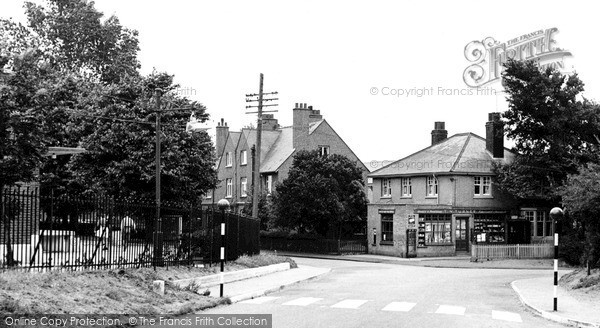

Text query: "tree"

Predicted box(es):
[241, 191, 277, 230]
[494, 59, 600, 267]
[494, 59, 600, 201]
[560, 163, 600, 271]
[273, 150, 367, 238]
[1, 1, 218, 204]
[23, 0, 141, 83]
[68, 72, 218, 204]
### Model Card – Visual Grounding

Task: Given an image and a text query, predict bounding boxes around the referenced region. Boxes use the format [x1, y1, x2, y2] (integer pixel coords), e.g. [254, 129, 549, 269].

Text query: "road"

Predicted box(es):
[203, 257, 566, 328]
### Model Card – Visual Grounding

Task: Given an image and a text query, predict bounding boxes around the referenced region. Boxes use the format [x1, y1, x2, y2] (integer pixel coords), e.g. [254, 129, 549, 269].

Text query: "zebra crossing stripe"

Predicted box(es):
[240, 296, 280, 304]
[382, 302, 416, 312]
[283, 297, 323, 306]
[435, 305, 466, 316]
[492, 310, 522, 323]
[331, 299, 369, 309]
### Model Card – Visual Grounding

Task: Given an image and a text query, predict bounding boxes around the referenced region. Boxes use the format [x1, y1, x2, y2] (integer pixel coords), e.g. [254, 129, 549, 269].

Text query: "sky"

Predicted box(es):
[2, 0, 599, 165]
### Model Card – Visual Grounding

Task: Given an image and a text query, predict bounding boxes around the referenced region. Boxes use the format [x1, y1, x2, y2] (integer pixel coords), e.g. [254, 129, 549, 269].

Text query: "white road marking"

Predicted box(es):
[382, 302, 417, 312]
[331, 299, 369, 309]
[492, 310, 523, 323]
[240, 296, 279, 304]
[282, 297, 323, 306]
[435, 305, 466, 316]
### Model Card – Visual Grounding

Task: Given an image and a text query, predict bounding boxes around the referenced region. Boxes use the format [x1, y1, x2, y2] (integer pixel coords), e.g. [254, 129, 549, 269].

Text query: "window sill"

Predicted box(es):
[400, 196, 412, 199]
[226, 165, 233, 168]
[474, 195, 493, 199]
[425, 196, 438, 199]
[425, 243, 453, 246]
[380, 241, 394, 245]
[240, 163, 247, 166]
[380, 196, 392, 199]
[225, 196, 232, 199]
[240, 195, 247, 198]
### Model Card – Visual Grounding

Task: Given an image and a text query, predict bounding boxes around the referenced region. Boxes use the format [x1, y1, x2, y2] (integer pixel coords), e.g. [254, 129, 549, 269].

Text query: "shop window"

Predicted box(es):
[381, 214, 393, 243]
[423, 214, 451, 245]
[474, 214, 506, 243]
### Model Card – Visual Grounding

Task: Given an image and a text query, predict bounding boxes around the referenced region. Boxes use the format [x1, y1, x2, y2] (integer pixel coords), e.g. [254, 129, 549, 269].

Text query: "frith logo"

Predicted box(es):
[463, 28, 572, 87]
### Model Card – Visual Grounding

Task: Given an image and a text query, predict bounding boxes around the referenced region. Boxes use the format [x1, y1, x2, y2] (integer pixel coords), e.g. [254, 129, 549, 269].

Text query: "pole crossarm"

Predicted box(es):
[245, 104, 279, 109]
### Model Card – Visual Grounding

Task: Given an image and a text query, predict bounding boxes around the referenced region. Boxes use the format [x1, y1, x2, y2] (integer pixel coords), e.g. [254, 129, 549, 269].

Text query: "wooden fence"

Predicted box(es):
[471, 243, 553, 261]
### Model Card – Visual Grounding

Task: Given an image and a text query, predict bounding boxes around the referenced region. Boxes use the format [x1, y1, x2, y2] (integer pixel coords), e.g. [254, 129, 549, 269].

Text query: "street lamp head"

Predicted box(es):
[217, 199, 230, 211]
[550, 207, 564, 220]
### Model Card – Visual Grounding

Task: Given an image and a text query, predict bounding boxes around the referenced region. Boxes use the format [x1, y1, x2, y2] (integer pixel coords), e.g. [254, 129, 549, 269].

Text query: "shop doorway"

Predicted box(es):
[455, 216, 469, 252]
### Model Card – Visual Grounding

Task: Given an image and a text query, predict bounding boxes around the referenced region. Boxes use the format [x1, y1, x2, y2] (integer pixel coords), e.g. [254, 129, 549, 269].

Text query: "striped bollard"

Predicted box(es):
[550, 207, 563, 312]
[217, 199, 230, 298]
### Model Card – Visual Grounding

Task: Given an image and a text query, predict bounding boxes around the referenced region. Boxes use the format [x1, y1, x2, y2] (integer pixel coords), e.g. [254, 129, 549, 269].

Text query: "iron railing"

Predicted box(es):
[0, 187, 259, 271]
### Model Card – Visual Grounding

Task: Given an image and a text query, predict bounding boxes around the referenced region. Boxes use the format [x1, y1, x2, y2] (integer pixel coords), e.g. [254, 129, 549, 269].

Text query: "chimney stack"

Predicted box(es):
[261, 114, 279, 131]
[293, 102, 323, 148]
[486, 112, 504, 158]
[431, 121, 448, 145]
[215, 118, 229, 157]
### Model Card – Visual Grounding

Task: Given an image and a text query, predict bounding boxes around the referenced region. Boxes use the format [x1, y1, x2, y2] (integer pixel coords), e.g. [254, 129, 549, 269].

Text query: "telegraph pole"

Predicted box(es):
[154, 91, 163, 268]
[245, 74, 278, 218]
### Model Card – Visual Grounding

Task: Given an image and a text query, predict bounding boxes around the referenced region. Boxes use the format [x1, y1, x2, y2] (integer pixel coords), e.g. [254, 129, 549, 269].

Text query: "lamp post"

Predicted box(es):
[550, 207, 563, 312]
[217, 199, 230, 297]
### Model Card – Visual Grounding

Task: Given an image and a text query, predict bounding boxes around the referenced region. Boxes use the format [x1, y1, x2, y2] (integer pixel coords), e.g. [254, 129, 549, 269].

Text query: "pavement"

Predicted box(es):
[212, 253, 599, 327]
[206, 264, 331, 303]
[512, 277, 600, 328]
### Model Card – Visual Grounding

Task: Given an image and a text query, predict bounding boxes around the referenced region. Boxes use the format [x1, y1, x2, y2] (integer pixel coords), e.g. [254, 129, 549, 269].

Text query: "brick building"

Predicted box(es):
[204, 103, 368, 212]
[367, 113, 552, 258]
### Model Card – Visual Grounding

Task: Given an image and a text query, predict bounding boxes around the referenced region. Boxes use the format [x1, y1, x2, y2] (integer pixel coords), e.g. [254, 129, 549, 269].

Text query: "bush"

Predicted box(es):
[560, 232, 584, 266]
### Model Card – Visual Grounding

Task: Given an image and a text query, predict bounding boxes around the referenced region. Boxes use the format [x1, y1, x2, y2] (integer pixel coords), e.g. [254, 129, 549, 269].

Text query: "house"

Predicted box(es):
[204, 103, 369, 213]
[367, 113, 552, 258]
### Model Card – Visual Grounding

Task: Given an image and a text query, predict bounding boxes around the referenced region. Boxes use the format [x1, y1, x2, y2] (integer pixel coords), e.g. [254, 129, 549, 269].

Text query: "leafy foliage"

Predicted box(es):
[272, 150, 367, 237]
[0, 0, 217, 204]
[560, 163, 600, 267]
[494, 59, 600, 201]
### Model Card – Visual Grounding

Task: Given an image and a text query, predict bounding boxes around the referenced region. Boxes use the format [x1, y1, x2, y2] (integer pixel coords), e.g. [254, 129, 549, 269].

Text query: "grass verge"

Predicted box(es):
[0, 253, 296, 318]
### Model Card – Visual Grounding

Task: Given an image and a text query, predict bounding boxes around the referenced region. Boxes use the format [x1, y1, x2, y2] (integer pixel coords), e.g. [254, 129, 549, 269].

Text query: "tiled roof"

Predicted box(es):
[261, 127, 294, 173]
[241, 128, 281, 163]
[369, 133, 514, 177]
